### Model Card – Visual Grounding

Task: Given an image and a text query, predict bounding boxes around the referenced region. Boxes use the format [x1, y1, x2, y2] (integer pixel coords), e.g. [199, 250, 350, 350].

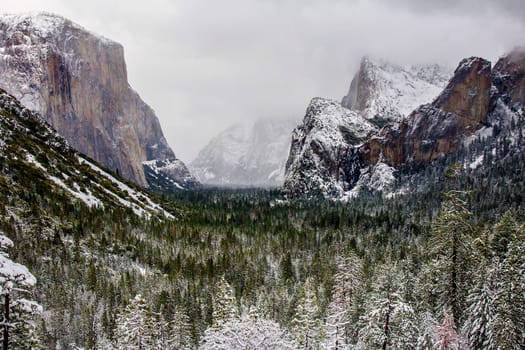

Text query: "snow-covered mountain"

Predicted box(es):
[283, 57, 450, 199]
[190, 118, 297, 187]
[283, 98, 376, 198]
[284, 51, 525, 199]
[342, 57, 450, 125]
[0, 12, 197, 190]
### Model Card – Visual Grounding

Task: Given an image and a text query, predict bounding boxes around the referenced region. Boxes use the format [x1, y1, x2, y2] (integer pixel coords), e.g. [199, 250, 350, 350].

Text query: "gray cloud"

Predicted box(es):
[2, 0, 524, 161]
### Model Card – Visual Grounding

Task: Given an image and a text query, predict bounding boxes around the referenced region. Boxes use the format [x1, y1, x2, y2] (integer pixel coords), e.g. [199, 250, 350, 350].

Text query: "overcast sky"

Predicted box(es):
[2, 0, 525, 162]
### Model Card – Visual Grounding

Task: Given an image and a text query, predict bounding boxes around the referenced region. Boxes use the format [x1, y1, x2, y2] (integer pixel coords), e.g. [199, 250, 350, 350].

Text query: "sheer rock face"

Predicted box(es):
[363, 57, 492, 167]
[283, 98, 375, 198]
[492, 47, 525, 107]
[0, 13, 193, 188]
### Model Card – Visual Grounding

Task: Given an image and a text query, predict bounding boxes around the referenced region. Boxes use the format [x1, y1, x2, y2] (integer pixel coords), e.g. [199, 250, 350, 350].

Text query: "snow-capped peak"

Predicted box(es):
[342, 56, 451, 123]
[0, 12, 115, 45]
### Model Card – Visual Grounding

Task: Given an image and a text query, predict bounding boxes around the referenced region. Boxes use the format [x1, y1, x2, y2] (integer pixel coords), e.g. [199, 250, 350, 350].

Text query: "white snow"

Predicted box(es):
[344, 57, 451, 121]
[191, 118, 297, 187]
[80, 157, 174, 219]
[0, 234, 36, 292]
[467, 155, 484, 170]
[25, 153, 104, 208]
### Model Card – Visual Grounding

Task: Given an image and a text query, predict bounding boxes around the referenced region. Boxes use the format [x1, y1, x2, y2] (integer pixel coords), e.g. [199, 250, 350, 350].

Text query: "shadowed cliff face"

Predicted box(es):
[0, 13, 181, 187]
[363, 57, 492, 167]
[493, 47, 525, 107]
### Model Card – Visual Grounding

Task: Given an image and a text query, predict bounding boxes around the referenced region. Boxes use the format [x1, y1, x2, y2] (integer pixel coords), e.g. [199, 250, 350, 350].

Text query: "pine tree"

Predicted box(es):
[432, 312, 465, 350]
[355, 263, 418, 350]
[0, 233, 42, 350]
[429, 190, 474, 326]
[160, 307, 192, 350]
[200, 311, 296, 349]
[416, 311, 438, 350]
[322, 255, 360, 350]
[212, 277, 238, 328]
[462, 264, 497, 349]
[492, 239, 525, 349]
[291, 277, 324, 349]
[114, 294, 160, 350]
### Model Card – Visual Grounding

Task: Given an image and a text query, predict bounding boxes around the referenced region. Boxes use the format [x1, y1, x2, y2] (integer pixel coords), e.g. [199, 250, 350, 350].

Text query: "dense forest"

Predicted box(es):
[1, 103, 524, 349]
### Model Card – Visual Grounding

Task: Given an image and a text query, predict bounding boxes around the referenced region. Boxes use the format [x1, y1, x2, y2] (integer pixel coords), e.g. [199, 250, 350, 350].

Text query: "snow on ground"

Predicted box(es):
[80, 156, 173, 219]
[25, 153, 104, 208]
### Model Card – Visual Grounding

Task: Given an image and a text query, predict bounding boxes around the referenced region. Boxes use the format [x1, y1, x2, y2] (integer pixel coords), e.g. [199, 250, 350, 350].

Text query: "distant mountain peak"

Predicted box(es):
[190, 118, 298, 187]
[342, 56, 451, 125]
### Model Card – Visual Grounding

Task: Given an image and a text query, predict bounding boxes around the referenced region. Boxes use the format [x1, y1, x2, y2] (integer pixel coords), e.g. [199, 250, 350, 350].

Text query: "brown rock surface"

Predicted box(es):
[0, 13, 179, 187]
[363, 57, 492, 167]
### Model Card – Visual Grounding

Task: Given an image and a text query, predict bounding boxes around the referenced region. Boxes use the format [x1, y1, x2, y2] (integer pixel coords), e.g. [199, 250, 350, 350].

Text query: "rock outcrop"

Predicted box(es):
[283, 58, 450, 198]
[363, 57, 492, 167]
[492, 47, 525, 107]
[0, 12, 197, 189]
[283, 98, 375, 198]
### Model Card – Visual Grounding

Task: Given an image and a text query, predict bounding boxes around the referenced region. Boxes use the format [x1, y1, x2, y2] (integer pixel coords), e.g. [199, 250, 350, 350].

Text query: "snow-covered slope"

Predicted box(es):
[342, 57, 450, 125]
[0, 89, 173, 219]
[190, 118, 297, 187]
[143, 158, 200, 192]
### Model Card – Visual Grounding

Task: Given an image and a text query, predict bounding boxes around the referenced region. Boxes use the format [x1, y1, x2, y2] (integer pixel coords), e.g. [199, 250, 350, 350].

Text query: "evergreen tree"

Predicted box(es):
[429, 190, 474, 326]
[0, 233, 42, 350]
[200, 311, 296, 349]
[462, 264, 497, 349]
[291, 277, 324, 349]
[322, 255, 360, 350]
[212, 277, 238, 328]
[432, 312, 465, 350]
[114, 294, 159, 350]
[355, 263, 418, 350]
[492, 239, 525, 349]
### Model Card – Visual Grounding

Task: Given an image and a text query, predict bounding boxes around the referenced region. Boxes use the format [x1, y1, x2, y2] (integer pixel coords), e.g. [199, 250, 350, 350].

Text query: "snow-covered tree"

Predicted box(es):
[416, 311, 438, 350]
[212, 277, 238, 328]
[492, 239, 525, 349]
[0, 233, 42, 350]
[114, 294, 159, 350]
[355, 263, 418, 350]
[322, 255, 360, 350]
[200, 310, 296, 349]
[462, 264, 497, 349]
[429, 190, 474, 325]
[291, 277, 324, 349]
[432, 312, 465, 350]
[158, 307, 192, 350]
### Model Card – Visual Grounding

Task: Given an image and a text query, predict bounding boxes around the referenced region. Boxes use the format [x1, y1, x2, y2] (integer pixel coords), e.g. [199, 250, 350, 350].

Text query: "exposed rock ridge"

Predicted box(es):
[284, 50, 525, 199]
[363, 57, 492, 167]
[0, 12, 195, 188]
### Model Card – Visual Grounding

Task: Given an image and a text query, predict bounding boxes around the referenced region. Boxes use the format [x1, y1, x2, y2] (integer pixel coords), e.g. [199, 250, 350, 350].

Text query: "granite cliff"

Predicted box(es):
[0, 12, 196, 189]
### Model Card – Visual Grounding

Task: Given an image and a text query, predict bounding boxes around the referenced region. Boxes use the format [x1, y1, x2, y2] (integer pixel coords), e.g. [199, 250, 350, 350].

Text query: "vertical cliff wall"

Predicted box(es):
[0, 12, 194, 188]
